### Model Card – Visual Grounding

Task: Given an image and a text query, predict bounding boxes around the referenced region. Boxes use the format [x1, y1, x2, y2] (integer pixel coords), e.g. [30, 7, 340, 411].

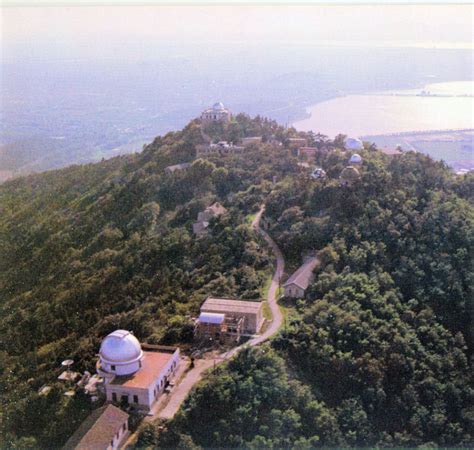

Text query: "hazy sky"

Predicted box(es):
[2, 4, 473, 52]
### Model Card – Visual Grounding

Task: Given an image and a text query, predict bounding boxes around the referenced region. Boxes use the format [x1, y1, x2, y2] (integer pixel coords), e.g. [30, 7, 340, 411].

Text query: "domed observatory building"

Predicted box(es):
[201, 102, 231, 123]
[349, 153, 363, 165]
[339, 166, 361, 187]
[97, 330, 180, 411]
[311, 167, 327, 180]
[345, 137, 363, 151]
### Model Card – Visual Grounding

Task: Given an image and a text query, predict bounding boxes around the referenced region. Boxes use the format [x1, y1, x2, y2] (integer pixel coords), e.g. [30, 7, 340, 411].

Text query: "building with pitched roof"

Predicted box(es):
[283, 257, 319, 298]
[63, 404, 129, 450]
[96, 330, 179, 412]
[193, 202, 227, 237]
[165, 162, 192, 174]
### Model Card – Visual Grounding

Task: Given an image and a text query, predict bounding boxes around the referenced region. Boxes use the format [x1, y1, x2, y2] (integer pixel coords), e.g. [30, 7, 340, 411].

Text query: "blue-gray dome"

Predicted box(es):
[99, 330, 143, 364]
[213, 102, 225, 111]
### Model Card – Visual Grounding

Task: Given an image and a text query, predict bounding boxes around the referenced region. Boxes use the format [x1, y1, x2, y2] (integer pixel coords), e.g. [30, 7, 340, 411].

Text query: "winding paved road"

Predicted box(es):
[157, 205, 284, 420]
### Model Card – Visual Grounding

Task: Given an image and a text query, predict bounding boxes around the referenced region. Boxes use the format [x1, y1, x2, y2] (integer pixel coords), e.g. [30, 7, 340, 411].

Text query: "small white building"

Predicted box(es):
[96, 330, 179, 412]
[63, 404, 129, 450]
[201, 102, 231, 123]
[283, 257, 319, 298]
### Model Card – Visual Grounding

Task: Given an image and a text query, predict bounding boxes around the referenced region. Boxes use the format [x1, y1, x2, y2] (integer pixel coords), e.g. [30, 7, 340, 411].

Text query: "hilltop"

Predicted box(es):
[0, 114, 473, 448]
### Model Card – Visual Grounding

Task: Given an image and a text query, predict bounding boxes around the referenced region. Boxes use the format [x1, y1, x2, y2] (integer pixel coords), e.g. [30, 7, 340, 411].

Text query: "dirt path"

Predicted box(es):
[157, 205, 284, 420]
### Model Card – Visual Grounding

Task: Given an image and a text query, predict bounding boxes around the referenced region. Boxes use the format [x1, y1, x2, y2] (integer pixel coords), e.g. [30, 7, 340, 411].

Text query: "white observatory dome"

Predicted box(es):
[213, 102, 225, 111]
[99, 330, 143, 376]
[346, 137, 363, 151]
[349, 153, 362, 164]
[311, 167, 326, 179]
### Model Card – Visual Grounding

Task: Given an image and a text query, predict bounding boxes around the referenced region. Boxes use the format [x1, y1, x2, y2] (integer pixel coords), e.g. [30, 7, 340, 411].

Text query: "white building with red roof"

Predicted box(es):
[96, 330, 179, 411]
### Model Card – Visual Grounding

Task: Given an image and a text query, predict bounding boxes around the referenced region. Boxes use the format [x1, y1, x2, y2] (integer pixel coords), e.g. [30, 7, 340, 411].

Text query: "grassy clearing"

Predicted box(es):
[262, 301, 272, 320]
[259, 272, 273, 298]
[245, 212, 257, 225]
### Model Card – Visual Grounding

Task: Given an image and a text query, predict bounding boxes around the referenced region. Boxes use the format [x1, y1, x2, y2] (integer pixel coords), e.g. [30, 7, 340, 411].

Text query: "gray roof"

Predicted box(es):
[201, 297, 263, 314]
[198, 312, 225, 324]
[205, 202, 227, 216]
[165, 162, 192, 172]
[63, 405, 128, 450]
[283, 257, 319, 290]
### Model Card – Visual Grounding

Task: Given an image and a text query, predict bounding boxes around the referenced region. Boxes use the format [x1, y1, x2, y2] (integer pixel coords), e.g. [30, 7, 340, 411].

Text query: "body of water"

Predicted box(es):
[293, 81, 474, 137]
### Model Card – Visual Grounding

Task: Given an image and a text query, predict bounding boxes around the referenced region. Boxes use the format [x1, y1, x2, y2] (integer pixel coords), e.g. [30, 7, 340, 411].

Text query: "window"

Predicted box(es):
[133, 395, 138, 404]
[112, 393, 117, 402]
[111, 365, 116, 371]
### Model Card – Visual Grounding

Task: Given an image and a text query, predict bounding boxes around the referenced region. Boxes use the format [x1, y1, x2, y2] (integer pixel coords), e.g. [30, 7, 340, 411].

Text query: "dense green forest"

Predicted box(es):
[1, 114, 473, 448]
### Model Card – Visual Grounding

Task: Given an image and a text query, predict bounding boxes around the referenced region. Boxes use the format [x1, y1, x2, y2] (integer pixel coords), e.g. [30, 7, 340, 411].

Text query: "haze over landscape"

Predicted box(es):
[1, 3, 474, 449]
[1, 4, 473, 180]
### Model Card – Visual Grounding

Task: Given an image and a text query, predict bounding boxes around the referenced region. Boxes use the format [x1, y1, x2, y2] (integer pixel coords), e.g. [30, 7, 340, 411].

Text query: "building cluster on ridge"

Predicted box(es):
[60, 102, 405, 450]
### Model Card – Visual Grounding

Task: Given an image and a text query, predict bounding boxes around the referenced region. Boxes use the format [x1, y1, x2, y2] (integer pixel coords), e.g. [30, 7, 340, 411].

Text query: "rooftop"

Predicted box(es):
[283, 257, 319, 290]
[201, 297, 263, 314]
[63, 404, 128, 450]
[110, 350, 175, 389]
[205, 202, 227, 216]
[198, 312, 226, 324]
[166, 162, 192, 172]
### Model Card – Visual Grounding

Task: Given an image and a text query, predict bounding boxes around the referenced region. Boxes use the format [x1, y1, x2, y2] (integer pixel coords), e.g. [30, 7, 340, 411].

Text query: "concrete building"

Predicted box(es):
[297, 147, 319, 158]
[96, 330, 179, 412]
[288, 137, 308, 148]
[200, 297, 264, 335]
[283, 257, 319, 298]
[242, 136, 262, 146]
[63, 404, 129, 450]
[196, 141, 245, 157]
[165, 162, 192, 174]
[201, 102, 231, 123]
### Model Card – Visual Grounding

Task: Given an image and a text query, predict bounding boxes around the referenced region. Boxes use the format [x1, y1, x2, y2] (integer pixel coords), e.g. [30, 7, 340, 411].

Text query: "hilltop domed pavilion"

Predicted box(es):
[349, 153, 363, 165]
[340, 166, 361, 187]
[345, 137, 363, 151]
[96, 330, 180, 411]
[201, 101, 231, 123]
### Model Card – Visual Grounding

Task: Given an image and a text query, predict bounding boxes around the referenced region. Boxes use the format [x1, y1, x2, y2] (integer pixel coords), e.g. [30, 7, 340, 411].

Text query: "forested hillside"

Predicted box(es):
[0, 114, 472, 448]
[137, 128, 474, 448]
